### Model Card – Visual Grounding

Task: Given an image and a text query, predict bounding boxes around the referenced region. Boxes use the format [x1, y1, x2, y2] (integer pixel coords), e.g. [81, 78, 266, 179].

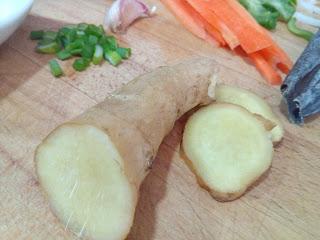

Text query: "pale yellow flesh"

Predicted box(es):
[36, 124, 135, 240]
[215, 85, 284, 143]
[183, 104, 273, 201]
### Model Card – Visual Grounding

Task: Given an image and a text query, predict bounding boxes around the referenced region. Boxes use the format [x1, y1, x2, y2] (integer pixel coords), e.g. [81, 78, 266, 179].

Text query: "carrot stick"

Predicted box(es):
[161, 0, 225, 46]
[203, 0, 273, 53]
[187, 0, 239, 49]
[224, 0, 292, 73]
[249, 52, 282, 85]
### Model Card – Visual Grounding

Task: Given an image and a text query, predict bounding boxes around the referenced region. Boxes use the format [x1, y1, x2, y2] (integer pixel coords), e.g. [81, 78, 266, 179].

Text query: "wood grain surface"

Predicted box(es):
[0, 0, 319, 239]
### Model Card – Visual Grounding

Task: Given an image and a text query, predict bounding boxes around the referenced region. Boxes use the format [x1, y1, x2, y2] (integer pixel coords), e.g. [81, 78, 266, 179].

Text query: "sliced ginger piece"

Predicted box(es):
[182, 103, 273, 201]
[215, 84, 284, 143]
[36, 124, 135, 240]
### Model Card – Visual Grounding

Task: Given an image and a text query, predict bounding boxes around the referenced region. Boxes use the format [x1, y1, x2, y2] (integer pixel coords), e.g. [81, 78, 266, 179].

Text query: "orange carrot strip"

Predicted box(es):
[187, 0, 239, 49]
[249, 52, 282, 85]
[224, 0, 292, 73]
[160, 0, 225, 45]
[203, 0, 273, 53]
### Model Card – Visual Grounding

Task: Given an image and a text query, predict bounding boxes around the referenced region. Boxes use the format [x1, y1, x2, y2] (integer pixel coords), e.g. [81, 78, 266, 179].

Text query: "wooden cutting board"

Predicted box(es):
[0, 0, 319, 239]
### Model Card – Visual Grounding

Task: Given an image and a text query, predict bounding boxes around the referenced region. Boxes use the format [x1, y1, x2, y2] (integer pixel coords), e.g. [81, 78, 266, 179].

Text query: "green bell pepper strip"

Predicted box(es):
[239, 0, 279, 29]
[263, 0, 295, 22]
[287, 17, 314, 41]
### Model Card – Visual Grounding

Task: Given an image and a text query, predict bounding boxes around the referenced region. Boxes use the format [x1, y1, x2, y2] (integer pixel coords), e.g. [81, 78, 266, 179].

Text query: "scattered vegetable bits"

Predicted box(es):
[30, 23, 131, 77]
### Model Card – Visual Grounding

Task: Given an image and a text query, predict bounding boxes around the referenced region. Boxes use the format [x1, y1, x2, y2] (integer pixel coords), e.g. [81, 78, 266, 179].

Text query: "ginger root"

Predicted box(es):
[35, 58, 217, 240]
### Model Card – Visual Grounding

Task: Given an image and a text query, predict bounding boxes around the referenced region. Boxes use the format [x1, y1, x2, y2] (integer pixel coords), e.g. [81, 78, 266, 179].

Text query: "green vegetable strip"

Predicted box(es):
[36, 41, 60, 54]
[57, 50, 72, 60]
[92, 45, 104, 65]
[116, 47, 131, 59]
[30, 30, 44, 40]
[49, 59, 63, 77]
[287, 18, 314, 41]
[104, 50, 122, 66]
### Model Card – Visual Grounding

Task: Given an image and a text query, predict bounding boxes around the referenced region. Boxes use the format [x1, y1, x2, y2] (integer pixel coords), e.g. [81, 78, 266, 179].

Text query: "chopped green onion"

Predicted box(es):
[30, 23, 131, 76]
[92, 45, 104, 65]
[287, 17, 314, 41]
[81, 44, 94, 59]
[98, 35, 108, 45]
[65, 39, 85, 51]
[70, 48, 83, 56]
[65, 28, 77, 43]
[88, 35, 98, 45]
[73, 58, 90, 71]
[57, 50, 72, 60]
[116, 47, 131, 59]
[104, 50, 122, 66]
[43, 31, 58, 41]
[36, 41, 60, 54]
[106, 36, 118, 50]
[102, 42, 111, 53]
[49, 59, 63, 77]
[85, 24, 104, 38]
[30, 30, 44, 40]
